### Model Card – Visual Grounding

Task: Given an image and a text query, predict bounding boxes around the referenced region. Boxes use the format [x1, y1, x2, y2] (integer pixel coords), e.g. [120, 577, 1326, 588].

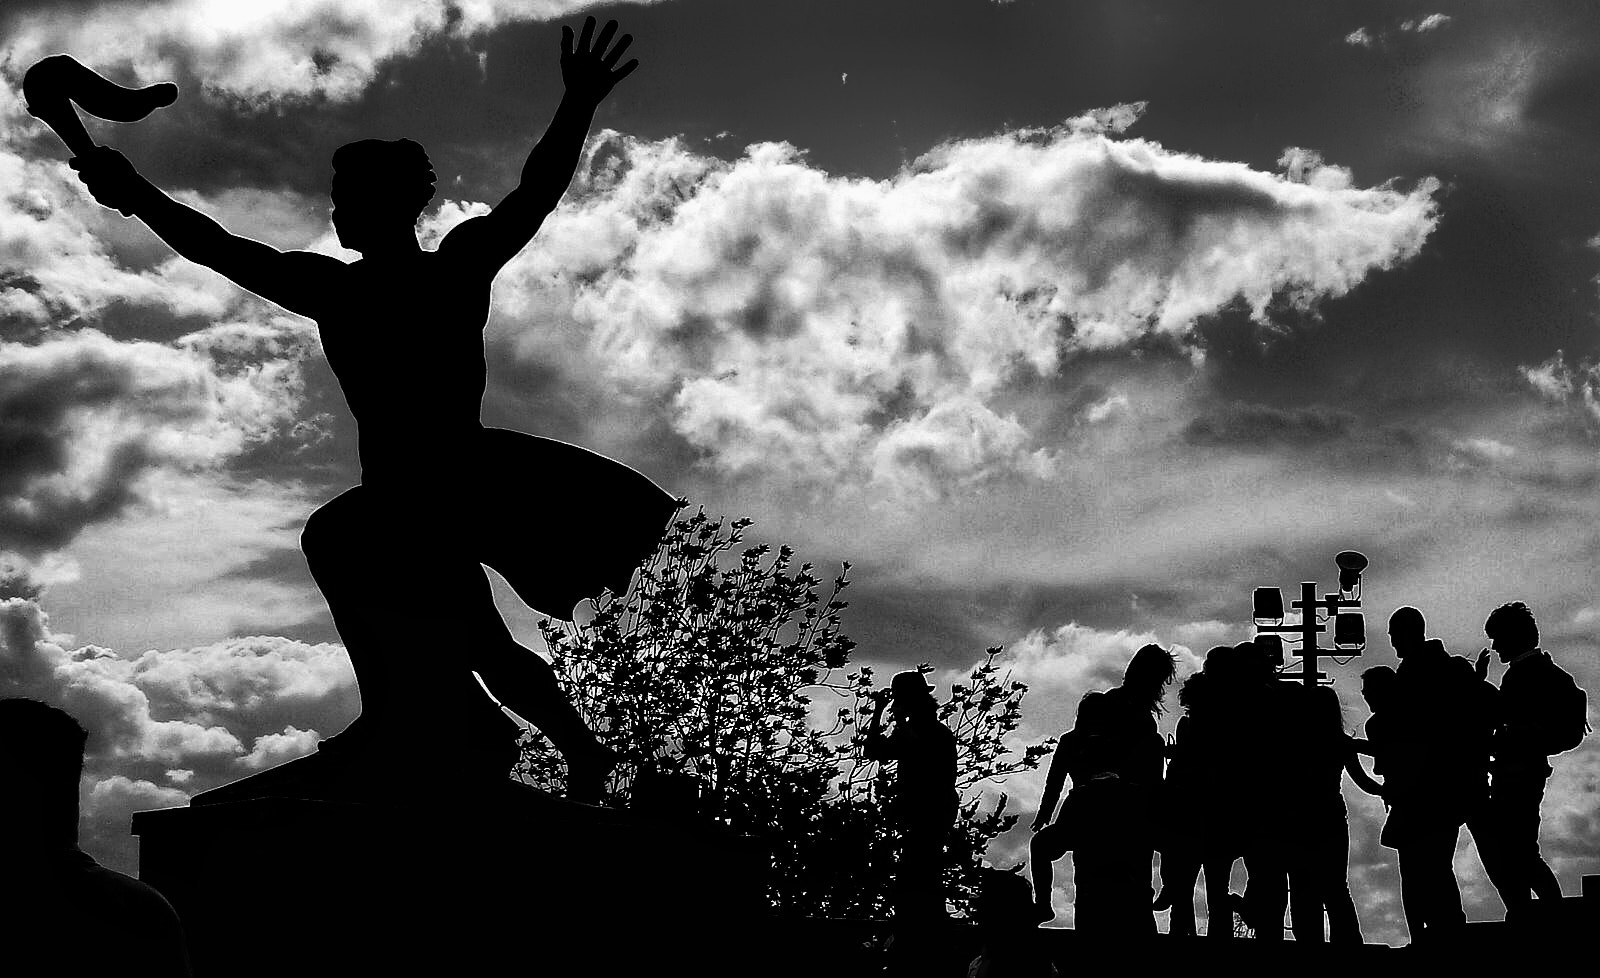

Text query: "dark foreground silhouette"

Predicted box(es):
[0, 699, 192, 976]
[62, 18, 672, 805]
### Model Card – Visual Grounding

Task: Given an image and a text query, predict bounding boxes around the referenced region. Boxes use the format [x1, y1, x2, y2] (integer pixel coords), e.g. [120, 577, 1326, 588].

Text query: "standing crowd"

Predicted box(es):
[1024, 600, 1588, 942]
[873, 601, 1588, 945]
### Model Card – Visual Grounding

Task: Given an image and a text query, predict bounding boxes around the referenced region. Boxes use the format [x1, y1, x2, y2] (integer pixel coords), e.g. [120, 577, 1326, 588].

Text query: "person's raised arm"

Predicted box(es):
[1342, 737, 1385, 799]
[441, 16, 638, 274]
[70, 147, 343, 320]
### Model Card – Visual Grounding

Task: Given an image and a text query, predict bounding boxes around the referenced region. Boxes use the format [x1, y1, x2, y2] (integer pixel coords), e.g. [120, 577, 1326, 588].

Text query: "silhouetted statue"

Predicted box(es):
[1032, 645, 1172, 935]
[66, 18, 673, 804]
[0, 698, 192, 976]
[1381, 606, 1495, 945]
[1471, 601, 1587, 926]
[865, 670, 958, 921]
[1282, 684, 1383, 943]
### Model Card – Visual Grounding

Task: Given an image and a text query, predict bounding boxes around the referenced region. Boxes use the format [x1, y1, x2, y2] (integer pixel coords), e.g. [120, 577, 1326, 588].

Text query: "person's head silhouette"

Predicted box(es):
[1124, 643, 1178, 695]
[1387, 606, 1427, 658]
[1484, 601, 1539, 663]
[1201, 644, 1236, 680]
[1233, 639, 1273, 683]
[330, 138, 436, 255]
[889, 670, 937, 722]
[1075, 689, 1109, 731]
[0, 698, 88, 847]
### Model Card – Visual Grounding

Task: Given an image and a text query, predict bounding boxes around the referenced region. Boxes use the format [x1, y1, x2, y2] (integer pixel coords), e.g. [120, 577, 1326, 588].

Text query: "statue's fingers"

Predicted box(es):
[578, 15, 596, 53]
[602, 34, 634, 69]
[594, 20, 618, 56]
[612, 59, 640, 85]
[561, 24, 574, 57]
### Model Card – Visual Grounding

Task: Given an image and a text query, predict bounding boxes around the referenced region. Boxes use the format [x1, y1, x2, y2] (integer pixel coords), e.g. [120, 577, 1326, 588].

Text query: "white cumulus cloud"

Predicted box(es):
[487, 123, 1437, 495]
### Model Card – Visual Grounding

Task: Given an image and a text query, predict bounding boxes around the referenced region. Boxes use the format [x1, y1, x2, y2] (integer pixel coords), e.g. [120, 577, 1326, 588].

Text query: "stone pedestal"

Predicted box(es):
[132, 786, 764, 976]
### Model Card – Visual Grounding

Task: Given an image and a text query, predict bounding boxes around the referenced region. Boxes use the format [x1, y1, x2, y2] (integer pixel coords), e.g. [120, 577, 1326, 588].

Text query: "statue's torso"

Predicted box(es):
[316, 250, 494, 488]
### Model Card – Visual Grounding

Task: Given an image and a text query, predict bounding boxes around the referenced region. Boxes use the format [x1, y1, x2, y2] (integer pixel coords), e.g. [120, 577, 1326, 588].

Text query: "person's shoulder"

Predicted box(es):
[79, 860, 183, 923]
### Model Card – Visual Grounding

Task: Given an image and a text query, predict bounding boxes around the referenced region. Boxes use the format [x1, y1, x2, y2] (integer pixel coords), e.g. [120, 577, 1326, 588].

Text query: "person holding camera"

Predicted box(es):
[865, 671, 959, 921]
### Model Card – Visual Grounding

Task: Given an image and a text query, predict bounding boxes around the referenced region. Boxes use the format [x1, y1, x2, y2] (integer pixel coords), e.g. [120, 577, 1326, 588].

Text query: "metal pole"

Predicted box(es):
[1300, 582, 1318, 687]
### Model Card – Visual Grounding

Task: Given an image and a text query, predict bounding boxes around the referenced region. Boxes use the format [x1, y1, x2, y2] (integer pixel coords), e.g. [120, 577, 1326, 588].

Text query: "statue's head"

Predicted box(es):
[330, 138, 435, 253]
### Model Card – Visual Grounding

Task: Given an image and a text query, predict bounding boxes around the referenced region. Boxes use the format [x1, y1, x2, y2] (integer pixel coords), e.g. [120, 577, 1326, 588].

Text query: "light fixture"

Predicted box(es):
[1253, 586, 1284, 622]
[1334, 612, 1365, 650]
[1254, 633, 1285, 669]
[1335, 551, 1368, 597]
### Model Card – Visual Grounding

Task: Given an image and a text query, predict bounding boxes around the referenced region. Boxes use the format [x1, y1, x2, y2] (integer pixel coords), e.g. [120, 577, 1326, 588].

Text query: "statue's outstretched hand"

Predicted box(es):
[69, 146, 143, 215]
[561, 16, 638, 104]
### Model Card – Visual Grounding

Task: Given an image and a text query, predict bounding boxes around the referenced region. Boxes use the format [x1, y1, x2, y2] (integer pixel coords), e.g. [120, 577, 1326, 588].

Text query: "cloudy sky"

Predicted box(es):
[1, 0, 1597, 945]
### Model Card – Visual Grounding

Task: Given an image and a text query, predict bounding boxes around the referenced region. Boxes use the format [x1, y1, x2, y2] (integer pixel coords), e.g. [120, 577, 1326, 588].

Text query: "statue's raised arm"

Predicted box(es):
[72, 147, 345, 321]
[440, 16, 638, 275]
[36, 54, 344, 321]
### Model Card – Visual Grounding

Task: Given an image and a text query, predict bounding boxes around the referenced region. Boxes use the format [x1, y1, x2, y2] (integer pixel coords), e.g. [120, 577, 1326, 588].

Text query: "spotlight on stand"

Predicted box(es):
[1334, 612, 1365, 650]
[1255, 633, 1285, 670]
[1253, 587, 1284, 623]
[1335, 550, 1369, 597]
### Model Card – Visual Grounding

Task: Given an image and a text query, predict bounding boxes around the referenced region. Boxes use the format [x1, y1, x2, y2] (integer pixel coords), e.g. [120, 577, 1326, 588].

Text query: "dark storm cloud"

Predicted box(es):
[0, 332, 308, 554]
[1184, 403, 1359, 447]
[0, 340, 168, 552]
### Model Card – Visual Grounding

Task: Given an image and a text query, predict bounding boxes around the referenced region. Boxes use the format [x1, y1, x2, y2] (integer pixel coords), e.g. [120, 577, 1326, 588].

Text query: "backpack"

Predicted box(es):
[1537, 659, 1591, 755]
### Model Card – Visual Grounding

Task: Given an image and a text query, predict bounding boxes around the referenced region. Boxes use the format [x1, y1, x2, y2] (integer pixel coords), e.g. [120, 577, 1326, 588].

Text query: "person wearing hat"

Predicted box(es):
[865, 670, 958, 920]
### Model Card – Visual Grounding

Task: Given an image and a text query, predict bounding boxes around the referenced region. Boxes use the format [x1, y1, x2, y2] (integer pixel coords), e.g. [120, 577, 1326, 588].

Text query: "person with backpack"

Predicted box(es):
[1473, 601, 1590, 925]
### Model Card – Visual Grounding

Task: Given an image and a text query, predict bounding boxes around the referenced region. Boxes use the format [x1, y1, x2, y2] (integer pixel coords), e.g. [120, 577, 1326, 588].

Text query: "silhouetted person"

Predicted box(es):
[1152, 666, 1207, 936]
[1029, 690, 1113, 923]
[1160, 645, 1253, 938]
[1353, 665, 1399, 802]
[1033, 645, 1172, 935]
[0, 699, 192, 976]
[1283, 685, 1383, 944]
[1382, 606, 1494, 945]
[966, 870, 1061, 978]
[1471, 602, 1585, 924]
[865, 670, 958, 921]
[71, 18, 672, 805]
[1237, 640, 1293, 941]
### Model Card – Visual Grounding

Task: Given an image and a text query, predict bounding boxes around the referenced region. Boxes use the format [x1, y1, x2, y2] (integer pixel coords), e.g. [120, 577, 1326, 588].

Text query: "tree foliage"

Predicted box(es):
[515, 503, 1052, 916]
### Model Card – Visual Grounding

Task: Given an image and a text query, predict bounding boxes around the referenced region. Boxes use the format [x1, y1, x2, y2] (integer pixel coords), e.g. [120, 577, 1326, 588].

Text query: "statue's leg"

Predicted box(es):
[459, 565, 616, 803]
